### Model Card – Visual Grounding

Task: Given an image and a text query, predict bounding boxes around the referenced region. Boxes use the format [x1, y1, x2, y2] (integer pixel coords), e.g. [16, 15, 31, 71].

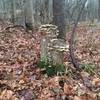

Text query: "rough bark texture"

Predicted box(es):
[98, 0, 100, 21]
[53, 0, 66, 39]
[24, 0, 34, 28]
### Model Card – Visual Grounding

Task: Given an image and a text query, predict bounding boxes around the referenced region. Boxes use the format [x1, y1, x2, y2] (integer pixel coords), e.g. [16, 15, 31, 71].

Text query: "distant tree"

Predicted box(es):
[11, 0, 16, 23]
[24, 0, 34, 29]
[14, 0, 25, 26]
[98, 0, 100, 21]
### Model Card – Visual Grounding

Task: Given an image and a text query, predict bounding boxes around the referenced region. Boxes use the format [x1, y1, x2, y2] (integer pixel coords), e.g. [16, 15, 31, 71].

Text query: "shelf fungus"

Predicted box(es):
[39, 24, 69, 65]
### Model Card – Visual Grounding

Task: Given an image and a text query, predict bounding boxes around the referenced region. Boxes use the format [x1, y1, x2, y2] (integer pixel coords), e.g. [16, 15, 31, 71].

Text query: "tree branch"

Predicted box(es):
[69, 0, 87, 69]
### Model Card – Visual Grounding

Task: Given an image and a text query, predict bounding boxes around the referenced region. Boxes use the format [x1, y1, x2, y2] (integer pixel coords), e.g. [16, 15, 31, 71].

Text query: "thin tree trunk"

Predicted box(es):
[69, 0, 87, 69]
[11, 0, 16, 24]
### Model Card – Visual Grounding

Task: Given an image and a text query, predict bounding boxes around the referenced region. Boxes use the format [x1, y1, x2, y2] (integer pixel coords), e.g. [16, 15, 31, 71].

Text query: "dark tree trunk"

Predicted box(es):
[53, 0, 66, 39]
[98, 0, 100, 21]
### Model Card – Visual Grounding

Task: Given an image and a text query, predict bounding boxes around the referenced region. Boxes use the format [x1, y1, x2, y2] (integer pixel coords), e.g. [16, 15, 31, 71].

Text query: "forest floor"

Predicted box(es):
[0, 21, 100, 100]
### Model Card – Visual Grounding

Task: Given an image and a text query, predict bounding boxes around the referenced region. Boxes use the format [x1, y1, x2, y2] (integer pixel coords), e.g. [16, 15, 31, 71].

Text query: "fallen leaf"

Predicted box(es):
[0, 89, 13, 100]
[73, 96, 82, 100]
[64, 83, 72, 95]
[92, 77, 100, 86]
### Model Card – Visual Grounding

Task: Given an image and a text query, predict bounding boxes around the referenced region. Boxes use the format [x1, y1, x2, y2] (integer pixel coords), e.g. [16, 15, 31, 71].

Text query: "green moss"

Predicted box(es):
[37, 59, 48, 68]
[37, 59, 66, 77]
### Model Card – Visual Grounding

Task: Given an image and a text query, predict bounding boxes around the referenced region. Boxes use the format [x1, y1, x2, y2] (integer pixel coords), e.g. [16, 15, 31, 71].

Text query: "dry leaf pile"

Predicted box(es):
[0, 21, 100, 100]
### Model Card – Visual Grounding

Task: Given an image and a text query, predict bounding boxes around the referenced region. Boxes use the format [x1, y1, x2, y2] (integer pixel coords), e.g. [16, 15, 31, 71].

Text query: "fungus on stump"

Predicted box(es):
[39, 24, 69, 65]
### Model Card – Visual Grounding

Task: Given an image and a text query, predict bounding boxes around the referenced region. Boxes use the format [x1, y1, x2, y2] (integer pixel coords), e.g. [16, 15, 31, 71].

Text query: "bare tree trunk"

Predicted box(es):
[11, 0, 16, 24]
[24, 0, 34, 28]
[98, 0, 100, 21]
[53, 0, 66, 39]
[14, 0, 25, 27]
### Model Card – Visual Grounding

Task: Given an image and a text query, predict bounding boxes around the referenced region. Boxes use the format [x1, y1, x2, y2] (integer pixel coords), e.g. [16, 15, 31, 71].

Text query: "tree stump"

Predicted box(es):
[39, 24, 69, 65]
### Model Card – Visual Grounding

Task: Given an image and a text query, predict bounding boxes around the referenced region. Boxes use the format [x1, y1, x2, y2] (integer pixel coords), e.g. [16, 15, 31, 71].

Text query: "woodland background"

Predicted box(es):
[0, 0, 100, 100]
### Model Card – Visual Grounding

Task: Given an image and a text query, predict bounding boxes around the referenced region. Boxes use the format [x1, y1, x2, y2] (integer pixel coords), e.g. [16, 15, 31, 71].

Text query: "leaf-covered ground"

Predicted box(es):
[0, 21, 100, 100]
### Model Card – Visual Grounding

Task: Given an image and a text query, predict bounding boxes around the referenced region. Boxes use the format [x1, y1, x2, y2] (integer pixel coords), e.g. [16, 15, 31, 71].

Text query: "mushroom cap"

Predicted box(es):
[49, 39, 69, 52]
[39, 24, 59, 37]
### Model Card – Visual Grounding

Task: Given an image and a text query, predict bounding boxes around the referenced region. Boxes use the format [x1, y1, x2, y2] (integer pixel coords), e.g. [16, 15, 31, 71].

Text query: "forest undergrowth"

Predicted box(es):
[0, 21, 100, 100]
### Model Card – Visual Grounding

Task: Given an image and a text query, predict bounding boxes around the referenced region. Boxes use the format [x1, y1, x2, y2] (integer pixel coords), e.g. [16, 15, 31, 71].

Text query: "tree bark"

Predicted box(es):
[24, 0, 34, 28]
[98, 0, 100, 21]
[11, 0, 16, 24]
[53, 0, 66, 39]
